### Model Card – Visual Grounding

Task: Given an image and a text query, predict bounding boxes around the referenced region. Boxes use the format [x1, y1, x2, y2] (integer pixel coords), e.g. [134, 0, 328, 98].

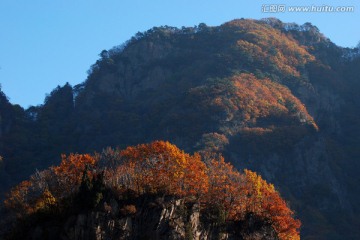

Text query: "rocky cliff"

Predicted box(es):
[10, 197, 278, 240]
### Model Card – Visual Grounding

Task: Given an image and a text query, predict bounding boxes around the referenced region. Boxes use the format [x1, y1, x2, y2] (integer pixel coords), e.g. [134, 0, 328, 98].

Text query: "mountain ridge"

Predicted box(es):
[1, 18, 360, 239]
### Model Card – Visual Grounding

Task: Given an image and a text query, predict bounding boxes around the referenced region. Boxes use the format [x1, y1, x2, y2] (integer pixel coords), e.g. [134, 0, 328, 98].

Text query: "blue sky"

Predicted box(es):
[1, 0, 359, 108]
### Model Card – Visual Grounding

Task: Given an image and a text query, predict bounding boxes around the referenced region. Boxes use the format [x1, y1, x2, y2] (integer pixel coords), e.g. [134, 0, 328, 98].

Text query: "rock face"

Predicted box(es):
[25, 198, 277, 240]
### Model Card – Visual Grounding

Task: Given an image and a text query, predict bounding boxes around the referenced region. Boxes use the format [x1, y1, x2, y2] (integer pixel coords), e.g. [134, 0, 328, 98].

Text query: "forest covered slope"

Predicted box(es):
[1, 18, 360, 239]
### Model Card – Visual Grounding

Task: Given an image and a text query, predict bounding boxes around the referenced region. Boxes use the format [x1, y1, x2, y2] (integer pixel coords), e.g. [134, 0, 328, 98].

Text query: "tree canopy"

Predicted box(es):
[4, 141, 300, 239]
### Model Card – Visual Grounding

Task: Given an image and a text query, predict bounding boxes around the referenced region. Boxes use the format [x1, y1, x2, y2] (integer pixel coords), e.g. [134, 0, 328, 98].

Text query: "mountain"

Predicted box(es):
[1, 18, 360, 239]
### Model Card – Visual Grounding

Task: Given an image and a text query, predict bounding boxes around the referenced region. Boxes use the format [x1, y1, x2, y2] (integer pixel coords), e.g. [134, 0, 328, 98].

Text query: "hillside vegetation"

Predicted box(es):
[3, 141, 300, 239]
[1, 18, 360, 239]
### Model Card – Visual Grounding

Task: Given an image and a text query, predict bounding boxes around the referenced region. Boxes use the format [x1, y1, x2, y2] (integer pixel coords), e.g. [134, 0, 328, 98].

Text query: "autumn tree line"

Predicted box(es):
[4, 141, 300, 239]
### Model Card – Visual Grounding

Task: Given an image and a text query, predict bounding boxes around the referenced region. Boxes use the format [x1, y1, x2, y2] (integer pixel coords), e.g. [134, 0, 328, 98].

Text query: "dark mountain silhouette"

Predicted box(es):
[1, 18, 360, 239]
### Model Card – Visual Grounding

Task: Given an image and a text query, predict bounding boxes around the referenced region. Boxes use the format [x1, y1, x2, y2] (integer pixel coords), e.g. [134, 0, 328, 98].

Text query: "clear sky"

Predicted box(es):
[1, 0, 359, 108]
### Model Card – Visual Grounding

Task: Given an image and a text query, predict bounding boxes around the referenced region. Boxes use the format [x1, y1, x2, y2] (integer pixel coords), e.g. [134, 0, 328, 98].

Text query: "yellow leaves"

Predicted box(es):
[244, 169, 301, 239]
[33, 189, 56, 212]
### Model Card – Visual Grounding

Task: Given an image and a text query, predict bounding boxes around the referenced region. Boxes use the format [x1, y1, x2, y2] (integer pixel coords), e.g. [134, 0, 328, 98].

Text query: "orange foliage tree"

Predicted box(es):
[4, 180, 34, 216]
[205, 155, 243, 219]
[4, 154, 98, 216]
[4, 170, 57, 216]
[4, 141, 300, 239]
[51, 153, 98, 198]
[242, 170, 301, 240]
[119, 141, 208, 197]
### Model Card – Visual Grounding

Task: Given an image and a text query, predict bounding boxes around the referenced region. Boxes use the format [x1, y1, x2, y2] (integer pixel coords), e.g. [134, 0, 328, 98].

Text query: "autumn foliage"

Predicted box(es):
[224, 19, 314, 77]
[52, 154, 98, 197]
[4, 141, 300, 239]
[114, 141, 208, 197]
[191, 73, 318, 133]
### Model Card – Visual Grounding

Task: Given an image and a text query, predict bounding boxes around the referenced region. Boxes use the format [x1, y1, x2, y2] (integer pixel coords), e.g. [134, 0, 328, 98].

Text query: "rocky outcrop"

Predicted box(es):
[24, 198, 278, 240]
